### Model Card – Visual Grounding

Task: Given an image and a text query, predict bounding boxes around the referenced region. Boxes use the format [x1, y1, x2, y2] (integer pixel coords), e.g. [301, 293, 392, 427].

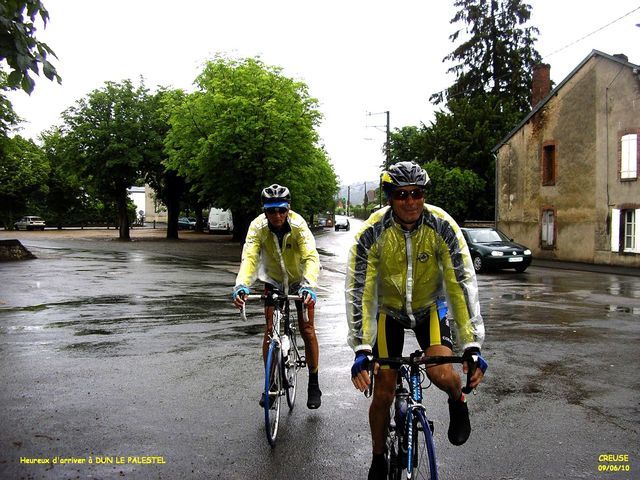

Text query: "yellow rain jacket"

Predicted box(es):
[235, 210, 320, 292]
[345, 205, 484, 353]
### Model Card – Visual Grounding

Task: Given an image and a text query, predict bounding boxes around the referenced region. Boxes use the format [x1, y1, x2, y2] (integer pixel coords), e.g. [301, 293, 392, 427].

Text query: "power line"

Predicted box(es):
[541, 5, 640, 60]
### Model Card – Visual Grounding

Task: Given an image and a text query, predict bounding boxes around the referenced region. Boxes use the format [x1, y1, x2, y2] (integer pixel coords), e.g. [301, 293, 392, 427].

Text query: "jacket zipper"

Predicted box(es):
[404, 231, 416, 328]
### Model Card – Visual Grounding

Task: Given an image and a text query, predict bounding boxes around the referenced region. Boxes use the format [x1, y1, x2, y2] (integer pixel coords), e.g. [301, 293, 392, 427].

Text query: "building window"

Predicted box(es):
[542, 143, 556, 185]
[611, 208, 640, 253]
[541, 209, 555, 248]
[624, 210, 636, 251]
[620, 133, 638, 180]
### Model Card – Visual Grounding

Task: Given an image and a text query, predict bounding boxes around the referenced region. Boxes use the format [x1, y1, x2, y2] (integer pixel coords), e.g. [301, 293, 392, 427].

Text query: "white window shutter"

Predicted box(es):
[611, 209, 620, 252]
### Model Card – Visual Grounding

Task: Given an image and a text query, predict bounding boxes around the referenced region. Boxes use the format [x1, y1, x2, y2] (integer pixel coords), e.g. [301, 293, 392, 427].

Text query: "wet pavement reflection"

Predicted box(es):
[0, 226, 638, 479]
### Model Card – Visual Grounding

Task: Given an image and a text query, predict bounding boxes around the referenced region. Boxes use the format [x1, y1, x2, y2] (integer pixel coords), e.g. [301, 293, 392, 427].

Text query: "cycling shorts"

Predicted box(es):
[373, 301, 453, 361]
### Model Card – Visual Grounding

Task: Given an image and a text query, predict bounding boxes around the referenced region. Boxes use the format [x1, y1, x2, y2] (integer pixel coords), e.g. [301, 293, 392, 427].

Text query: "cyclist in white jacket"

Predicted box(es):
[233, 184, 322, 409]
[346, 162, 487, 479]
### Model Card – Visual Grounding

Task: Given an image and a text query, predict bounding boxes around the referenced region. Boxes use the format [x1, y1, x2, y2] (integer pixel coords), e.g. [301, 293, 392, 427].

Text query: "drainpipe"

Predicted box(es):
[493, 152, 498, 228]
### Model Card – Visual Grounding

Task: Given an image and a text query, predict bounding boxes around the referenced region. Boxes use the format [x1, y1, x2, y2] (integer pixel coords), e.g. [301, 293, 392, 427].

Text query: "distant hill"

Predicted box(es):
[338, 180, 378, 205]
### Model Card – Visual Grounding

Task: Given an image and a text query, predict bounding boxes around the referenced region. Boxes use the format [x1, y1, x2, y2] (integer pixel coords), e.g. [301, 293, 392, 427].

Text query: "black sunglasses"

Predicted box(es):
[391, 188, 425, 201]
[265, 207, 289, 215]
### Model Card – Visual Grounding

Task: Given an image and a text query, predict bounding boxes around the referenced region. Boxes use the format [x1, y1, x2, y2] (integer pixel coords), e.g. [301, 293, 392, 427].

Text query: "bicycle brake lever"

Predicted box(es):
[461, 354, 477, 395]
[364, 355, 374, 398]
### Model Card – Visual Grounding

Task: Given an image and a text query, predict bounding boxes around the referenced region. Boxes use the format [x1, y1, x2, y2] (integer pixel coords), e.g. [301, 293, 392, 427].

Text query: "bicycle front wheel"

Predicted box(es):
[264, 340, 282, 447]
[406, 409, 438, 480]
[385, 405, 403, 480]
[285, 333, 300, 409]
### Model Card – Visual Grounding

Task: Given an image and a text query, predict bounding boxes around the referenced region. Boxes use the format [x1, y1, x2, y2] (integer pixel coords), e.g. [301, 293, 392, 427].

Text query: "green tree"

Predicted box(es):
[0, 134, 49, 228]
[0, 0, 61, 94]
[422, 159, 485, 223]
[389, 126, 430, 165]
[165, 56, 337, 241]
[59, 79, 167, 240]
[431, 0, 540, 112]
[0, 72, 21, 135]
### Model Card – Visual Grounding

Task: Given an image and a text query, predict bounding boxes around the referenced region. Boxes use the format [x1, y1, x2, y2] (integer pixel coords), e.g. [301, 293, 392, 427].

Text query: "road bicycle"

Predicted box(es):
[368, 350, 476, 480]
[240, 289, 307, 447]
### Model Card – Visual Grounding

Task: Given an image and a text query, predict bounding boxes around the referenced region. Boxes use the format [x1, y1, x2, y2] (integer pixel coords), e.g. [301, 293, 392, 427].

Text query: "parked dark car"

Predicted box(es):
[178, 217, 196, 230]
[461, 227, 532, 273]
[334, 215, 350, 231]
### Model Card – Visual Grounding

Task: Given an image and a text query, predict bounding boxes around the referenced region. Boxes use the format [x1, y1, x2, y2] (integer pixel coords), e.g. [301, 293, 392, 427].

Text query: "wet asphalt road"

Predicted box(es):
[0, 223, 638, 480]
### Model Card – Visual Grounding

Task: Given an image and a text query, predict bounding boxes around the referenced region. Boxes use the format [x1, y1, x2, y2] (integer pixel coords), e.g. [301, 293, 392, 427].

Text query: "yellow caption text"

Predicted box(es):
[20, 456, 166, 465]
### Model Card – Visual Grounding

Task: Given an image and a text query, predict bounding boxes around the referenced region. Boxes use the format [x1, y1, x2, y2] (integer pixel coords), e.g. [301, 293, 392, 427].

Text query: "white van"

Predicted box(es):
[207, 208, 234, 233]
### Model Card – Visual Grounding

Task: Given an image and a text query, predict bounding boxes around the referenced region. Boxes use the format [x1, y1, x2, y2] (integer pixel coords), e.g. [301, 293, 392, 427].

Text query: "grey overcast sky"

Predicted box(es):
[6, 0, 640, 185]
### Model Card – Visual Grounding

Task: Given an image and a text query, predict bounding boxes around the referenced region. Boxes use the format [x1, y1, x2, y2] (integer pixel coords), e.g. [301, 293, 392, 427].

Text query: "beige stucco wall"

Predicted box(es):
[497, 54, 640, 267]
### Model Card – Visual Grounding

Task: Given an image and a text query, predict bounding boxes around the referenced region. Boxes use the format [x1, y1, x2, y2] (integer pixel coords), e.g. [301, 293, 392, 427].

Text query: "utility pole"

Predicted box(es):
[367, 110, 391, 208]
[347, 186, 351, 217]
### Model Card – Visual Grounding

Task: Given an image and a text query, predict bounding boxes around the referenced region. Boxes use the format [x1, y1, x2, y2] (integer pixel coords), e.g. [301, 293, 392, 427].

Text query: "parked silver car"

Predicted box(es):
[14, 216, 46, 231]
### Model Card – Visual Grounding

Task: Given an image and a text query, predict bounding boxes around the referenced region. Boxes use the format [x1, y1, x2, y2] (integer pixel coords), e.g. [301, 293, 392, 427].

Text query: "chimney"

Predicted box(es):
[531, 63, 551, 108]
[613, 53, 629, 62]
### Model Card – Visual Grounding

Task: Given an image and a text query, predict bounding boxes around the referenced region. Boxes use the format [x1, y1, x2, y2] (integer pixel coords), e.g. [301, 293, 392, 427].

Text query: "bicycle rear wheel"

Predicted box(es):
[285, 333, 300, 409]
[264, 340, 282, 447]
[407, 410, 438, 480]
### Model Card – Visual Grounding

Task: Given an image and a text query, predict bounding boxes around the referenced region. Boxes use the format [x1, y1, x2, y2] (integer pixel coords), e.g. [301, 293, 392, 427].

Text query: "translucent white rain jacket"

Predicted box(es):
[235, 210, 319, 292]
[345, 205, 484, 353]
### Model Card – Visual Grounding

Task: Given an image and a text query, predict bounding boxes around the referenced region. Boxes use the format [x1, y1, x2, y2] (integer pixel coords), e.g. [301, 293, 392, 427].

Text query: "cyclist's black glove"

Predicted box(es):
[463, 347, 488, 374]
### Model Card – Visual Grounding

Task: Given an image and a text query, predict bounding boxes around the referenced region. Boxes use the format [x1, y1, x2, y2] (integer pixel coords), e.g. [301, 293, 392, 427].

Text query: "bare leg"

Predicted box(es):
[424, 344, 462, 400]
[369, 368, 396, 454]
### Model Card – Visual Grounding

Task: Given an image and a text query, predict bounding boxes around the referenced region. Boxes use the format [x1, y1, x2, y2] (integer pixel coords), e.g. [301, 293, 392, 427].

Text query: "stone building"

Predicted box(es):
[493, 50, 640, 268]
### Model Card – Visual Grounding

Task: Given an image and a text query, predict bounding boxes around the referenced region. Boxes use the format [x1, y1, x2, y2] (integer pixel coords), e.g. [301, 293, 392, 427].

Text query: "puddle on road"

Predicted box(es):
[316, 248, 335, 257]
[606, 305, 640, 315]
[75, 328, 113, 336]
[62, 341, 123, 353]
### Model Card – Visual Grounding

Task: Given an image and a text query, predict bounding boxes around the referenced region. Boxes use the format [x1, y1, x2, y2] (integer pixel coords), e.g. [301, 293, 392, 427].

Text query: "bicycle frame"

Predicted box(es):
[240, 289, 307, 446]
[399, 361, 438, 478]
[372, 351, 471, 480]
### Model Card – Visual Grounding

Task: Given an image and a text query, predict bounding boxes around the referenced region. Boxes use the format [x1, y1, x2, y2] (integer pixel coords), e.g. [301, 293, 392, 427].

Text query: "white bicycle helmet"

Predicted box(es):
[261, 184, 291, 208]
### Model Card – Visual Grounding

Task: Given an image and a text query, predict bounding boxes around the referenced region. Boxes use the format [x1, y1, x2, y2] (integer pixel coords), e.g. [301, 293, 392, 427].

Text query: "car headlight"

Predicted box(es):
[524, 249, 531, 255]
[491, 251, 504, 256]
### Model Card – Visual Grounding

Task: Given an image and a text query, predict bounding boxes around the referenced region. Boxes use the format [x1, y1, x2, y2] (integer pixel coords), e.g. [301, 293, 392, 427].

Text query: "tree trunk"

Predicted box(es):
[231, 210, 252, 244]
[195, 201, 205, 232]
[116, 191, 131, 241]
[165, 171, 182, 240]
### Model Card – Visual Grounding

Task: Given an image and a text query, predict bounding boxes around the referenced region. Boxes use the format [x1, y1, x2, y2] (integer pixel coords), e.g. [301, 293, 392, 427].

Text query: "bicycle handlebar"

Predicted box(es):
[365, 350, 477, 397]
[239, 293, 309, 322]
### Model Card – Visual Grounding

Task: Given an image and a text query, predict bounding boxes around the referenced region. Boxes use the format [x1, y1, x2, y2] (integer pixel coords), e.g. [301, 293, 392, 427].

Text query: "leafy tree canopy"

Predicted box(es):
[423, 159, 485, 223]
[165, 55, 337, 240]
[58, 79, 167, 240]
[0, 0, 61, 94]
[0, 133, 49, 227]
[0, 71, 21, 135]
[432, 0, 540, 113]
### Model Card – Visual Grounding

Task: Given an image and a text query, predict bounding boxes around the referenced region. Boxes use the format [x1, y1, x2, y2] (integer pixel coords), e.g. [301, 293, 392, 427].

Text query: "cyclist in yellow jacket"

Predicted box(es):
[346, 162, 487, 480]
[233, 184, 322, 409]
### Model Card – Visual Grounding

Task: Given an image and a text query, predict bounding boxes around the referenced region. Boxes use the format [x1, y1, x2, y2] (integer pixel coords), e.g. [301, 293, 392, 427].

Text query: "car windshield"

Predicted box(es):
[467, 229, 506, 243]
